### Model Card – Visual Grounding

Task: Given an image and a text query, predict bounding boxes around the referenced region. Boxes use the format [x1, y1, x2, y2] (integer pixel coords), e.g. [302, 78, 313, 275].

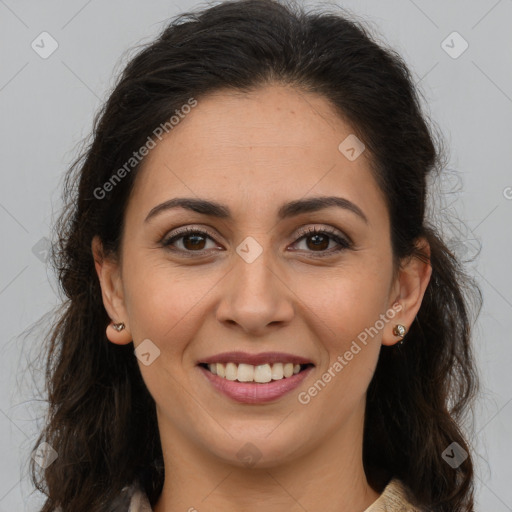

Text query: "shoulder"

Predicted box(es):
[363, 478, 422, 512]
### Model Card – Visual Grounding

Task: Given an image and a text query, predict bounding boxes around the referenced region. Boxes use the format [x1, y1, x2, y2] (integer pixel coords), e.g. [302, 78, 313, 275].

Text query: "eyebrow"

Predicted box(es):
[144, 196, 368, 224]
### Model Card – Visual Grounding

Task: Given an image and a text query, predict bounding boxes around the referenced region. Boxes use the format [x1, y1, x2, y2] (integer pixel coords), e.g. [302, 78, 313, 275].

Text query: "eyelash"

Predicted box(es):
[161, 225, 353, 257]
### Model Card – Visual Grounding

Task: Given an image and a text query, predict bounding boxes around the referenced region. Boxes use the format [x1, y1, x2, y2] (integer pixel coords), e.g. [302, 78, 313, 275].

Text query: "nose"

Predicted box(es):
[215, 244, 295, 336]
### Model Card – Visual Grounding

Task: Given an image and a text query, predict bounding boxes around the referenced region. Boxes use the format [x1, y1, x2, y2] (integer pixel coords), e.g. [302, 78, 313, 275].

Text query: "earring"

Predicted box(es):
[112, 322, 125, 332]
[393, 324, 406, 338]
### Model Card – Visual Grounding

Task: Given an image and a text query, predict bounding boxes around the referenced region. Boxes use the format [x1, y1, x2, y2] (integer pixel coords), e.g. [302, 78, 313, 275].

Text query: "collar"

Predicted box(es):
[124, 477, 420, 511]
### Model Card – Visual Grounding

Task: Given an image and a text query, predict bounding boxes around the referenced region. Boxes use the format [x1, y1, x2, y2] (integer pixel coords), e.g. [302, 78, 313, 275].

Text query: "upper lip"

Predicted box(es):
[198, 351, 314, 366]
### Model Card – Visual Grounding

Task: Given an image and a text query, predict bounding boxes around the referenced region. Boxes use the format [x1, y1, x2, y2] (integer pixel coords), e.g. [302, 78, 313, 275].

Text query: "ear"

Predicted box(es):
[91, 235, 132, 345]
[382, 237, 432, 346]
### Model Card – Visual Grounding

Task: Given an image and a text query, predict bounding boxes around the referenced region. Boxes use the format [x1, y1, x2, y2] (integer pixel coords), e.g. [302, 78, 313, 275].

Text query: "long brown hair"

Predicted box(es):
[30, 0, 481, 510]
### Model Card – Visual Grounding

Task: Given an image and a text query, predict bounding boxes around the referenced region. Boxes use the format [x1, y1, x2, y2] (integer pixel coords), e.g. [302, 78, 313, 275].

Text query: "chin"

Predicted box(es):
[205, 431, 310, 470]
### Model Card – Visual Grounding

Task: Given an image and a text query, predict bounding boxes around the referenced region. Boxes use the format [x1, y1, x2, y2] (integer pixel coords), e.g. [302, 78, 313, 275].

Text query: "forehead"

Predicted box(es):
[128, 84, 387, 224]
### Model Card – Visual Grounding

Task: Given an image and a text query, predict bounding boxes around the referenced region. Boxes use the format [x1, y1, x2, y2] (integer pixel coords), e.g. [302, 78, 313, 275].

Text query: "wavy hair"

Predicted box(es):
[30, 0, 481, 510]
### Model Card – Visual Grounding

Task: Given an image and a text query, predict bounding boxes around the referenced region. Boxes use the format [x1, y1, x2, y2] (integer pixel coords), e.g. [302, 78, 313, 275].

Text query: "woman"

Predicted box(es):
[30, 0, 481, 510]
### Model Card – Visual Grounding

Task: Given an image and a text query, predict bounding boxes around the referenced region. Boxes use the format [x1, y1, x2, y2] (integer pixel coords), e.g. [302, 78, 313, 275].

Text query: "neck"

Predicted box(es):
[153, 406, 380, 512]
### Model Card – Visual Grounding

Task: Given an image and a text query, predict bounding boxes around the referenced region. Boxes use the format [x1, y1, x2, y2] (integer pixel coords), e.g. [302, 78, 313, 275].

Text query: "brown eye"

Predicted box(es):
[305, 232, 330, 251]
[292, 227, 352, 255]
[162, 228, 219, 253]
[181, 232, 207, 250]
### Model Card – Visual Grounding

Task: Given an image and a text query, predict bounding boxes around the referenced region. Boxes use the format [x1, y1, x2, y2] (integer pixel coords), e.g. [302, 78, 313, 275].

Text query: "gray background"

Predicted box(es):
[0, 0, 511, 510]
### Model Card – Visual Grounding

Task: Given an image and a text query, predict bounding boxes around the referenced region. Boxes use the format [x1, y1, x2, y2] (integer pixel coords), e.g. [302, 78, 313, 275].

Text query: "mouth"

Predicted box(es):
[196, 352, 315, 404]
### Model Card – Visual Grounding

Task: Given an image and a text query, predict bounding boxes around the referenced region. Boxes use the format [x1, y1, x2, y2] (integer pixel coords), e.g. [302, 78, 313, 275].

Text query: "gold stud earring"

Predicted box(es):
[393, 324, 406, 338]
[112, 322, 125, 332]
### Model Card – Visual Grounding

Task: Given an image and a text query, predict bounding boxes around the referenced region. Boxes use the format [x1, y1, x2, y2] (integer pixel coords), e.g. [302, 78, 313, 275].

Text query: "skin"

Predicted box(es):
[92, 84, 431, 512]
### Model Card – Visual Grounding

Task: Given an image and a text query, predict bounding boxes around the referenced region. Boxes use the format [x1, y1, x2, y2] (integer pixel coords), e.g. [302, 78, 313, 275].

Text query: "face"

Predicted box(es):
[94, 84, 428, 469]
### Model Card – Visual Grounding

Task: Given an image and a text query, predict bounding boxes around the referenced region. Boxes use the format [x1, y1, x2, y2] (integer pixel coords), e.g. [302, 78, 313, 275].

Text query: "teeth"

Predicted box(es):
[225, 362, 237, 381]
[271, 362, 284, 380]
[237, 363, 254, 382]
[205, 362, 308, 383]
[254, 364, 272, 383]
[216, 362, 225, 378]
[283, 363, 294, 378]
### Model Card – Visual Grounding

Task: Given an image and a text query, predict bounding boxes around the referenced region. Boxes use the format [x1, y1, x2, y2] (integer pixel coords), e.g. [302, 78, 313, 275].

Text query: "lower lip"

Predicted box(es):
[198, 365, 314, 404]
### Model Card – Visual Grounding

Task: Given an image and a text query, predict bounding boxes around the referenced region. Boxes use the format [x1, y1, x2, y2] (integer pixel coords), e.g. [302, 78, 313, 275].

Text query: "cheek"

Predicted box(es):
[297, 266, 391, 345]
[122, 259, 217, 353]
[121, 263, 214, 412]
[292, 264, 391, 403]
[295, 276, 386, 422]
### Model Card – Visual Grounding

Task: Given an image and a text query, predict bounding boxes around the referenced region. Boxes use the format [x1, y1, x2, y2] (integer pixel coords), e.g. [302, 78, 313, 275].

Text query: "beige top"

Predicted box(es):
[363, 479, 421, 511]
[123, 477, 421, 511]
